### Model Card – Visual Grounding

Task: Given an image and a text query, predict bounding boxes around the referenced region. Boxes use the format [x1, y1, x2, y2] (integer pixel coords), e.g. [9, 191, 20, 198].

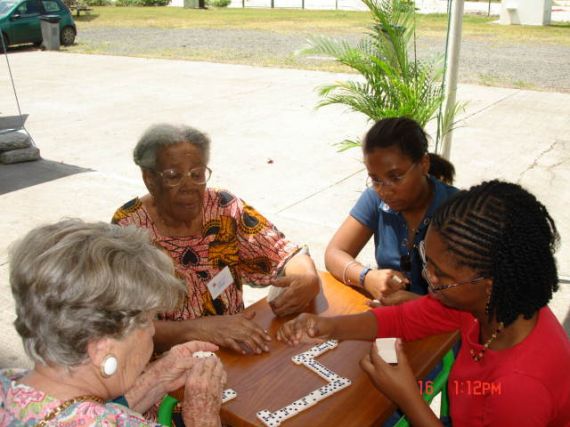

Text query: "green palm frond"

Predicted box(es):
[334, 138, 363, 152]
[300, 0, 461, 152]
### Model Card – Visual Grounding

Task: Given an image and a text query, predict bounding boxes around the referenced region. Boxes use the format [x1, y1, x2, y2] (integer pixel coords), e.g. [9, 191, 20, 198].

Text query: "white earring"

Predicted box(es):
[100, 354, 118, 378]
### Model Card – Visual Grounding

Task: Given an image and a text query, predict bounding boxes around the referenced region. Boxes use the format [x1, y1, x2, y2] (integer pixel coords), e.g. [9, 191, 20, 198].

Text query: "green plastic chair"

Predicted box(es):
[157, 394, 179, 427]
[394, 349, 455, 427]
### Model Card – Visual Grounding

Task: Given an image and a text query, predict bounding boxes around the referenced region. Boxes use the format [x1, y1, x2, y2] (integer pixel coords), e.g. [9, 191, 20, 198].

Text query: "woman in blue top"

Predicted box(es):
[325, 117, 458, 305]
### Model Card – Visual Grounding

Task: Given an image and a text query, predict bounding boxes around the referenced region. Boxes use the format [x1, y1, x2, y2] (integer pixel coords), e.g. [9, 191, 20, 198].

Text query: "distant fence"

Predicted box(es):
[229, 0, 369, 10]
[226, 0, 501, 14]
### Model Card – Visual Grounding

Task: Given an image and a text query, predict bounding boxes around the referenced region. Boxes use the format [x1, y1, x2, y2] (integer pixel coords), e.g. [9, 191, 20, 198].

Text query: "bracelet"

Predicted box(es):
[342, 260, 359, 286]
[359, 266, 372, 288]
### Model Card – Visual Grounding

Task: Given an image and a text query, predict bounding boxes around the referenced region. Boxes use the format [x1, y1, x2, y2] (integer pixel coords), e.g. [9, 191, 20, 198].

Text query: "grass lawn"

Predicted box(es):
[73, 7, 570, 44]
[65, 7, 570, 91]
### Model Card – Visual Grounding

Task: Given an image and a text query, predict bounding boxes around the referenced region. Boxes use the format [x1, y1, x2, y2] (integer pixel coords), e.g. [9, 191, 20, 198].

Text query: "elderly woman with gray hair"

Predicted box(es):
[112, 124, 320, 355]
[0, 219, 225, 426]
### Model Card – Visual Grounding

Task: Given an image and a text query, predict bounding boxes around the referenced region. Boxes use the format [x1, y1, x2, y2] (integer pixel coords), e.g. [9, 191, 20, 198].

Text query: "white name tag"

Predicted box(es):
[207, 266, 234, 300]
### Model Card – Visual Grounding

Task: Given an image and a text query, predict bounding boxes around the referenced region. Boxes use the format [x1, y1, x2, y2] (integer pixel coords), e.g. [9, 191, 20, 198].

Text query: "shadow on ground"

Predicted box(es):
[0, 159, 91, 195]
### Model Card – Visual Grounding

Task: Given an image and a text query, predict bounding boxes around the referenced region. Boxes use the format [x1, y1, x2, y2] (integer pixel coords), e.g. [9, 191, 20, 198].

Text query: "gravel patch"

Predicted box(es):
[74, 27, 570, 92]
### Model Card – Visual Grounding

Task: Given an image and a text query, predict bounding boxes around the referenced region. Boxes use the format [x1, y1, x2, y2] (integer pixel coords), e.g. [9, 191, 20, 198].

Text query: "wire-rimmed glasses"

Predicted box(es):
[157, 166, 212, 188]
[366, 162, 418, 189]
[418, 240, 485, 292]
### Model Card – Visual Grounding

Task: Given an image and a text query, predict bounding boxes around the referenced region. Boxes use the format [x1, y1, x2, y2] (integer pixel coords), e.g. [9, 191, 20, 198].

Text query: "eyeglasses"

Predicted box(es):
[418, 240, 485, 292]
[156, 166, 212, 188]
[366, 162, 418, 189]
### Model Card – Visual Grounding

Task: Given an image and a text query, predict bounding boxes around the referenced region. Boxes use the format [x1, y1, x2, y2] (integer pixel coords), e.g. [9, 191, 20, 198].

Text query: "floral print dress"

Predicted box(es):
[0, 369, 160, 426]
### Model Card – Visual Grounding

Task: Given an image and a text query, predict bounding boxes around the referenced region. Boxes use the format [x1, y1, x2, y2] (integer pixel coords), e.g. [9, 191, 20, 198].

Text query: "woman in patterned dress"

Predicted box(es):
[1, 219, 225, 426]
[112, 124, 320, 355]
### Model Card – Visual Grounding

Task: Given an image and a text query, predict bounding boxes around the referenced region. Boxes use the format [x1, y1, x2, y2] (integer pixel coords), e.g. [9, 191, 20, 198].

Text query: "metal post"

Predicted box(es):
[440, 0, 464, 160]
[271, 0, 274, 7]
[302, 0, 304, 8]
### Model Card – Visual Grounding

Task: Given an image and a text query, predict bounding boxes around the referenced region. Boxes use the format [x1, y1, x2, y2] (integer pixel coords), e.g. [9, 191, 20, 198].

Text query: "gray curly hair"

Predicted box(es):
[9, 219, 187, 367]
[133, 123, 211, 170]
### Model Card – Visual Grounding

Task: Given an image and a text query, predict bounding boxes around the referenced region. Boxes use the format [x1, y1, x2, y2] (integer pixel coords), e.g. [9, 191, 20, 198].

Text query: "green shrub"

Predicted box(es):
[206, 0, 231, 7]
[301, 0, 460, 151]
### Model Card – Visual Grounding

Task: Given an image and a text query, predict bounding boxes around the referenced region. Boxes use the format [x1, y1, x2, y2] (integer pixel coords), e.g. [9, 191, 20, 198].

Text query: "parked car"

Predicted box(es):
[0, 0, 76, 50]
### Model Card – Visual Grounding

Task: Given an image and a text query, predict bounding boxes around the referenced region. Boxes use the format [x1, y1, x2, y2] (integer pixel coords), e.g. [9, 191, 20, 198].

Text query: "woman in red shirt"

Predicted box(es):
[277, 180, 570, 426]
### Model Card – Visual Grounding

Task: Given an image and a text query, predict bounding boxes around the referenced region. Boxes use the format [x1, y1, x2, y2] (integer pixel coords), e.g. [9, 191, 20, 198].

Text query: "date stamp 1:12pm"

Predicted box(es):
[418, 380, 502, 396]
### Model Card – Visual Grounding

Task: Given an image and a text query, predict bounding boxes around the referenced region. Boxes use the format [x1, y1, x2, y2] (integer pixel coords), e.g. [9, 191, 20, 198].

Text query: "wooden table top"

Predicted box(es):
[173, 271, 458, 427]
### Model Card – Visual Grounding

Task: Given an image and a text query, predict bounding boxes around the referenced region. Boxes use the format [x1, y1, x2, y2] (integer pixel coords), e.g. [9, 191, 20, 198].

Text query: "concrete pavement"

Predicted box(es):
[0, 51, 568, 368]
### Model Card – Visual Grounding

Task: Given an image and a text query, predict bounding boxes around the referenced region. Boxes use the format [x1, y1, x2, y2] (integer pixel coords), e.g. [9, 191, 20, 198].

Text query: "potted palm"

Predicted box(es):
[302, 0, 459, 151]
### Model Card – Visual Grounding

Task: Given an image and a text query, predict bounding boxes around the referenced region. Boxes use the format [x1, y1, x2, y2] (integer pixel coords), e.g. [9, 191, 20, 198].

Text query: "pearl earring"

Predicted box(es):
[100, 354, 118, 378]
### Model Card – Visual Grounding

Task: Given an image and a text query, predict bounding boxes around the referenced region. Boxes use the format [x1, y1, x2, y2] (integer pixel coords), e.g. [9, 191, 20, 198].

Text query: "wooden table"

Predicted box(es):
[173, 272, 458, 426]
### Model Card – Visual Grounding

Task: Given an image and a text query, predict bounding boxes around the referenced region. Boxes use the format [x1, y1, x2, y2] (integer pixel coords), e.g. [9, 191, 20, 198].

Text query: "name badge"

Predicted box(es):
[207, 266, 234, 300]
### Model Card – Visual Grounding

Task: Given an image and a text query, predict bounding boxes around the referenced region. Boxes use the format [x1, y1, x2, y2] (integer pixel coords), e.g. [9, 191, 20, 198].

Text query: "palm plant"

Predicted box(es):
[301, 0, 456, 151]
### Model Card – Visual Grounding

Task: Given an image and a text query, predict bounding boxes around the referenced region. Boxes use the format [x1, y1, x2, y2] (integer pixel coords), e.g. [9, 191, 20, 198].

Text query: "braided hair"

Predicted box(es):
[431, 180, 559, 326]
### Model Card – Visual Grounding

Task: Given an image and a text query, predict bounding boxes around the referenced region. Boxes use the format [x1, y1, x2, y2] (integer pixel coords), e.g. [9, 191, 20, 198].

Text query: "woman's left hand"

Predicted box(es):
[182, 355, 226, 427]
[152, 341, 219, 394]
[124, 340, 218, 413]
[269, 274, 320, 317]
[359, 338, 419, 406]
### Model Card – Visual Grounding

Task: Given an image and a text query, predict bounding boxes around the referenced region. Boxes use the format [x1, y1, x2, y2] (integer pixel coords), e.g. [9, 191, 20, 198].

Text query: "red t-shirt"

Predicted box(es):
[372, 296, 570, 426]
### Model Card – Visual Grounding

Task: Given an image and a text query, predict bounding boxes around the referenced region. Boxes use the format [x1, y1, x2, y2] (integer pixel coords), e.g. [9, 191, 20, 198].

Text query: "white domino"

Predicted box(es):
[256, 410, 280, 427]
[291, 339, 338, 364]
[258, 339, 350, 427]
[267, 285, 286, 303]
[192, 351, 215, 359]
[304, 359, 340, 382]
[375, 338, 398, 364]
[222, 388, 237, 403]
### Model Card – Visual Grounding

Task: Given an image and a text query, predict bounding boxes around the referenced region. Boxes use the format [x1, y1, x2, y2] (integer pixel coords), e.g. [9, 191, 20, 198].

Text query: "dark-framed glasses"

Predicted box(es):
[157, 166, 212, 188]
[418, 240, 485, 292]
[366, 162, 418, 189]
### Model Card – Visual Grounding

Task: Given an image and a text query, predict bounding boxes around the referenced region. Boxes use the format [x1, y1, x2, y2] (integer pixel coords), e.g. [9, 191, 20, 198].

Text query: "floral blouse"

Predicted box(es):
[0, 369, 160, 426]
[112, 188, 300, 320]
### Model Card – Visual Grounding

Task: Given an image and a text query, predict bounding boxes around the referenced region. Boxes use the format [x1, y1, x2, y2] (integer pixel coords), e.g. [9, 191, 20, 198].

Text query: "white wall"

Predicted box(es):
[500, 0, 552, 25]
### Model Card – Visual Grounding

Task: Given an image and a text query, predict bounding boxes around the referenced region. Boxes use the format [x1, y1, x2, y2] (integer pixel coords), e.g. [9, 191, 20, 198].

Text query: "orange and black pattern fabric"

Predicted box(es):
[112, 188, 299, 320]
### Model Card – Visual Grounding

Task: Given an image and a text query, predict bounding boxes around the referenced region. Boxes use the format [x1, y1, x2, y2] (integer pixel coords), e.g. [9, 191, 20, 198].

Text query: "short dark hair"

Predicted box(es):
[363, 117, 428, 162]
[431, 180, 559, 326]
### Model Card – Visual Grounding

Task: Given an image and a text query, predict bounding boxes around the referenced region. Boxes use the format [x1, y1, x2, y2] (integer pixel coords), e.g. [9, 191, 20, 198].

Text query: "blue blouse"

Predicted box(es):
[350, 176, 458, 295]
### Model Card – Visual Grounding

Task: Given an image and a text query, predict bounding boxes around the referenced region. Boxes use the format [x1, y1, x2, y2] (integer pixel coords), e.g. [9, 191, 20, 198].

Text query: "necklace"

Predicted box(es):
[470, 322, 504, 362]
[36, 395, 105, 426]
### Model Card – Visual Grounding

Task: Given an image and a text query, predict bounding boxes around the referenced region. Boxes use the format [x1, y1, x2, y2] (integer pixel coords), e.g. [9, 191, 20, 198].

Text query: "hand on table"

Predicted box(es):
[269, 273, 320, 317]
[182, 355, 226, 427]
[201, 311, 271, 355]
[366, 290, 421, 307]
[276, 313, 333, 346]
[359, 338, 418, 406]
[363, 269, 409, 300]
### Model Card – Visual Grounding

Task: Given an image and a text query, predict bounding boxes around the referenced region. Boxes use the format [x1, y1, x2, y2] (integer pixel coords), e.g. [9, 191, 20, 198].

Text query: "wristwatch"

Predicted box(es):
[359, 266, 372, 288]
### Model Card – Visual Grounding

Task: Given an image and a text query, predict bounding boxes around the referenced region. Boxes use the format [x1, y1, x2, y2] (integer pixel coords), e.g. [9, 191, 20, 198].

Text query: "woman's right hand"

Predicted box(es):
[276, 313, 333, 346]
[182, 356, 226, 427]
[363, 269, 408, 300]
[201, 311, 272, 355]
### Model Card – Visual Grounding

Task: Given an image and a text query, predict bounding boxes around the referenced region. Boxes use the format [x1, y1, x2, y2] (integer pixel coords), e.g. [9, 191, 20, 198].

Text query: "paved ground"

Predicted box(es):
[0, 51, 569, 369]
